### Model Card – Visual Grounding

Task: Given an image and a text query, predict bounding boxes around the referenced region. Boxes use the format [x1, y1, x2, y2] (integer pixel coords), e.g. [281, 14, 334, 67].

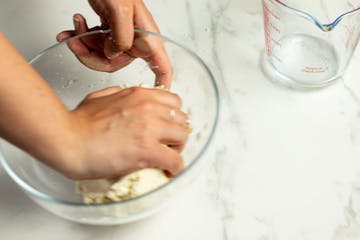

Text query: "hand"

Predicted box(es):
[57, 0, 173, 88]
[0, 31, 184, 181]
[63, 86, 189, 180]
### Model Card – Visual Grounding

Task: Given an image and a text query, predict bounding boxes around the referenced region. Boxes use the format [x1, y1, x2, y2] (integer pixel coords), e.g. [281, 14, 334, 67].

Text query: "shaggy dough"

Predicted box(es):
[77, 168, 169, 204]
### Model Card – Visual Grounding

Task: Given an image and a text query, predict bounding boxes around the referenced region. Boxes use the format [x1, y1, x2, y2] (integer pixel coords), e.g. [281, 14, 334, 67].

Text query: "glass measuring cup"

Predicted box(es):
[262, 0, 360, 88]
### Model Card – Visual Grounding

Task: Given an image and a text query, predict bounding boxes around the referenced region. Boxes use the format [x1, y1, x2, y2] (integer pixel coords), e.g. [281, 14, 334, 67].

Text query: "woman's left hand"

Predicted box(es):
[57, 0, 173, 89]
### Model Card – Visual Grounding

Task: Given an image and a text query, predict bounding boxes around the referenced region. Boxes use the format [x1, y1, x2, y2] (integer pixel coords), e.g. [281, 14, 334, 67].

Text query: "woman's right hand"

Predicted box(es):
[62, 86, 189, 180]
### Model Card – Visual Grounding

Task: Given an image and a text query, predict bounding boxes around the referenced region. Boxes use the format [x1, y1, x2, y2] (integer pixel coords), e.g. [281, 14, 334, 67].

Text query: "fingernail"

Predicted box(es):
[163, 170, 173, 178]
[107, 50, 122, 59]
[73, 17, 80, 30]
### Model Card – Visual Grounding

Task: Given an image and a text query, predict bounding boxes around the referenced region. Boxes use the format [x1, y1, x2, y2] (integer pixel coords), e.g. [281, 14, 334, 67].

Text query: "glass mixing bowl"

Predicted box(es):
[0, 30, 219, 225]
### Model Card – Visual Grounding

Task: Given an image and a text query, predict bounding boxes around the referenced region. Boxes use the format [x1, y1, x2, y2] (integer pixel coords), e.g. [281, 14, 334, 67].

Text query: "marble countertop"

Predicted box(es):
[1, 0, 360, 239]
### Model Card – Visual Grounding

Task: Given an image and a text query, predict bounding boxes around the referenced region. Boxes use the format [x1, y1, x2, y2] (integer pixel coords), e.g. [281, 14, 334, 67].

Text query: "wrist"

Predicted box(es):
[48, 111, 88, 180]
[29, 110, 85, 180]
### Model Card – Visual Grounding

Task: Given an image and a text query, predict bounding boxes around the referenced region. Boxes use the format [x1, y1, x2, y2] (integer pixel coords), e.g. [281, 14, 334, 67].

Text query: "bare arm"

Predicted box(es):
[0, 32, 75, 174]
[0, 32, 188, 180]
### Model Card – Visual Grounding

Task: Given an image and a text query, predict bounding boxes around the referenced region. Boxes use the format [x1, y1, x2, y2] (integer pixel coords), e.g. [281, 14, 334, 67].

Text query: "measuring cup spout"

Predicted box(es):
[319, 7, 360, 32]
[274, 0, 360, 32]
[314, 19, 339, 32]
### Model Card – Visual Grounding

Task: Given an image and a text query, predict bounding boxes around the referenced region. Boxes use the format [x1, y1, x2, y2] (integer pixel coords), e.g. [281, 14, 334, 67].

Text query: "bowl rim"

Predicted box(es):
[0, 29, 220, 207]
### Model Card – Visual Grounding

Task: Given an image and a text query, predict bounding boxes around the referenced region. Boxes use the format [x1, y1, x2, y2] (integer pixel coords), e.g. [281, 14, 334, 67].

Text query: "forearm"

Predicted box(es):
[0, 32, 75, 172]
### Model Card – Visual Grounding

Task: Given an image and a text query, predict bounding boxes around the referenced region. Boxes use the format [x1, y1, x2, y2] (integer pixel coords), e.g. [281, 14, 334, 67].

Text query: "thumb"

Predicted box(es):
[103, 3, 134, 59]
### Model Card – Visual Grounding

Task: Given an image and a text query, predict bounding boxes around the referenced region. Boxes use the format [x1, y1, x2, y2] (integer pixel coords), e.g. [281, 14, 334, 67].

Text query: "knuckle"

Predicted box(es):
[178, 111, 189, 122]
[142, 120, 153, 132]
[170, 154, 183, 172]
[173, 124, 190, 141]
[118, 4, 132, 15]
[135, 135, 152, 150]
[136, 159, 149, 169]
[115, 41, 132, 51]
[117, 87, 134, 97]
[122, 86, 136, 96]
[170, 93, 182, 107]
[121, 86, 141, 99]
[128, 86, 143, 95]
[137, 101, 154, 112]
[132, 118, 153, 133]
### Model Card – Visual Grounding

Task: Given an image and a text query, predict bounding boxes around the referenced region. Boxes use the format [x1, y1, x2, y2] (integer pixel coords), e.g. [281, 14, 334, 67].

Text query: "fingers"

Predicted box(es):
[85, 86, 122, 99]
[67, 38, 90, 57]
[73, 14, 105, 51]
[56, 13, 87, 42]
[150, 89, 182, 109]
[148, 47, 173, 89]
[58, 14, 91, 57]
[150, 105, 188, 126]
[57, 30, 74, 42]
[127, 97, 189, 152]
[146, 144, 184, 176]
[116, 87, 189, 151]
[132, 1, 173, 88]
[57, 13, 138, 73]
[124, 87, 182, 109]
[56, 2, 173, 85]
[104, 1, 134, 59]
[58, 14, 99, 56]
[73, 13, 89, 35]
[131, 37, 173, 89]
[157, 119, 189, 145]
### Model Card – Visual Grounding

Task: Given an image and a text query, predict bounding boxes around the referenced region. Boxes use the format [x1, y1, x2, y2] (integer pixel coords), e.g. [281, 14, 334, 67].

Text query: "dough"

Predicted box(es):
[77, 168, 169, 204]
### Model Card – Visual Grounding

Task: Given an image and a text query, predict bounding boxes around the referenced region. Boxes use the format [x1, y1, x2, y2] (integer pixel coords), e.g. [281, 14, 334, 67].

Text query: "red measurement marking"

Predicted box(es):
[263, 1, 272, 56]
[263, 2, 281, 20]
[263, 1, 282, 56]
[271, 38, 281, 46]
[270, 22, 281, 34]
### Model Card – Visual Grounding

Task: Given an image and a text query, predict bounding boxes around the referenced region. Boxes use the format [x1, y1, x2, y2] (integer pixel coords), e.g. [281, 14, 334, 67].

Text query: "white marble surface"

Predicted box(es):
[1, 0, 360, 239]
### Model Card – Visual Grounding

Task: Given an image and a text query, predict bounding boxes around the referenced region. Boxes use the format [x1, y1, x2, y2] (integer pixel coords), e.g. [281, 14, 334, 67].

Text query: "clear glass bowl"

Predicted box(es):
[0, 30, 219, 225]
